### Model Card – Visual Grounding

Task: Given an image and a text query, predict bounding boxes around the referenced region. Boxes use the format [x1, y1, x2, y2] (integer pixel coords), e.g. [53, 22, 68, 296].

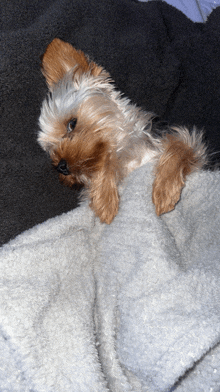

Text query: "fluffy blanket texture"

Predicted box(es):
[1, 1, 220, 390]
[1, 164, 220, 391]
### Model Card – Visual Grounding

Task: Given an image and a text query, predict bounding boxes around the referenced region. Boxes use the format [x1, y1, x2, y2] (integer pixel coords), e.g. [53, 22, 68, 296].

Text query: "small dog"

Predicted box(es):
[38, 38, 207, 224]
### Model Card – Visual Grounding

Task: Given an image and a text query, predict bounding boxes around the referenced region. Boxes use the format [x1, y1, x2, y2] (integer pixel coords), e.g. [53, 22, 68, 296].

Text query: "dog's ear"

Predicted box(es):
[41, 38, 104, 87]
[89, 151, 120, 224]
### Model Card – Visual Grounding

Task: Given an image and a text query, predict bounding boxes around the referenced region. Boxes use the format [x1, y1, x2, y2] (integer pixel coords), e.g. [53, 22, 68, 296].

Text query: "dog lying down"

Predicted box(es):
[38, 38, 207, 224]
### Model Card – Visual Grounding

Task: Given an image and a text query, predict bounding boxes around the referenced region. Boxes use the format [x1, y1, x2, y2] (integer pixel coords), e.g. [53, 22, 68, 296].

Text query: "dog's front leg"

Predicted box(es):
[89, 155, 120, 224]
[152, 129, 206, 216]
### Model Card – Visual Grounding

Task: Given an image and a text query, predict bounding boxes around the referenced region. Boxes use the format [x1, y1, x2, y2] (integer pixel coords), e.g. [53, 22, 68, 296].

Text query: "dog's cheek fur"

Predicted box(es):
[152, 135, 199, 215]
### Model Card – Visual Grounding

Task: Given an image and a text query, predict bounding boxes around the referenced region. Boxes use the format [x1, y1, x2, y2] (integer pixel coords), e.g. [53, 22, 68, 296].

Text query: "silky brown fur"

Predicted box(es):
[152, 135, 200, 215]
[41, 38, 104, 87]
[38, 39, 207, 223]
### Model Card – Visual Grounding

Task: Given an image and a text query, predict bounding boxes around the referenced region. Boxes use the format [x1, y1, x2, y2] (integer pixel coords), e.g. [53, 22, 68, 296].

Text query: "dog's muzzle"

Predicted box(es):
[56, 159, 70, 175]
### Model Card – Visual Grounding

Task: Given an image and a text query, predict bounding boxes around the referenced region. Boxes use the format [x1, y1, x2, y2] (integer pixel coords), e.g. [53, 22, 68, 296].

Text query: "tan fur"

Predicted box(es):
[89, 150, 120, 224]
[38, 39, 207, 223]
[152, 135, 201, 215]
[41, 38, 104, 87]
[51, 130, 120, 222]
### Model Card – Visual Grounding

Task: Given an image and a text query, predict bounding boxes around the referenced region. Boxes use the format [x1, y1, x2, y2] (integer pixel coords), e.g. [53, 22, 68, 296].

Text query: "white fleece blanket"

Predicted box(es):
[1, 163, 220, 392]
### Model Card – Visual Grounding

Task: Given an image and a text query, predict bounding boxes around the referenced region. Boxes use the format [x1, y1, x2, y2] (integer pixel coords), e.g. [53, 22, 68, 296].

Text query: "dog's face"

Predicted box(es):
[38, 38, 123, 223]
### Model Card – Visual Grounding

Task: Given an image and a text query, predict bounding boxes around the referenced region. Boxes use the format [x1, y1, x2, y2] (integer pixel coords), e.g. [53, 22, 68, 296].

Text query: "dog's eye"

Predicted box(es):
[67, 118, 77, 133]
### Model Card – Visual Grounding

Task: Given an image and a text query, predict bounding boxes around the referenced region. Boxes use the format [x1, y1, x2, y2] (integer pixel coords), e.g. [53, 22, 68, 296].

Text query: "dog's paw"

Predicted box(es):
[90, 191, 119, 224]
[152, 134, 198, 216]
[89, 158, 120, 224]
[152, 174, 184, 215]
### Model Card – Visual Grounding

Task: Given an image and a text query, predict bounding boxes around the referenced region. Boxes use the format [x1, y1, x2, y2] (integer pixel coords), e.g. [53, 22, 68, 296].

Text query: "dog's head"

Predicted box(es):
[38, 38, 123, 223]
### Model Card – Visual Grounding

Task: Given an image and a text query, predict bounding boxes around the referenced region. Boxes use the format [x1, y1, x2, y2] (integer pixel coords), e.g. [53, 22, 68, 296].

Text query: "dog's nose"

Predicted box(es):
[56, 159, 70, 175]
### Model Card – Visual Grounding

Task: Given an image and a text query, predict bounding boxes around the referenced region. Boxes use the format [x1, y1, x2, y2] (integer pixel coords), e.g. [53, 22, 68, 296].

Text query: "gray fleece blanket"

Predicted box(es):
[1, 163, 220, 392]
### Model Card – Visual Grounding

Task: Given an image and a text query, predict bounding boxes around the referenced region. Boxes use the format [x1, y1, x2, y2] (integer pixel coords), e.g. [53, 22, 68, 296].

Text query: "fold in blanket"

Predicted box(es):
[1, 164, 220, 391]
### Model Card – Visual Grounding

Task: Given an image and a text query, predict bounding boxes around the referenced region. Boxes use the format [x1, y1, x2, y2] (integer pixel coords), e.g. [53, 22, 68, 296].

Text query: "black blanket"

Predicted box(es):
[1, 0, 220, 246]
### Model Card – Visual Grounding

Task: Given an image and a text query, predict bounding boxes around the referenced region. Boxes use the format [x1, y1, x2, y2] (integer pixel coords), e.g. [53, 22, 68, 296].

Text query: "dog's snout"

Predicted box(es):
[56, 159, 70, 175]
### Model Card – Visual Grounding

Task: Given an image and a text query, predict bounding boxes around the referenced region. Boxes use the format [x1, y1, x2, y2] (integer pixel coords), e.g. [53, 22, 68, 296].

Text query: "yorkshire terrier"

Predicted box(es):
[38, 38, 207, 224]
